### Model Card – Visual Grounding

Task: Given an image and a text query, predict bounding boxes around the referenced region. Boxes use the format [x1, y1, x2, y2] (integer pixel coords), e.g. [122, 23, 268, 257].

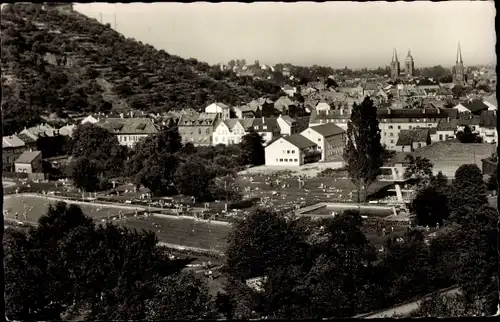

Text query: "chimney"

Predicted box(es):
[262, 117, 265, 123]
[130, 111, 133, 118]
[422, 107, 426, 114]
[340, 108, 344, 115]
[120, 113, 124, 119]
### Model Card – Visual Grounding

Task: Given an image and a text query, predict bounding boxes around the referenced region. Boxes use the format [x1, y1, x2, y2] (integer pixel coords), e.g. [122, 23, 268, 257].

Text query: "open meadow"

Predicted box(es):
[4, 194, 136, 224]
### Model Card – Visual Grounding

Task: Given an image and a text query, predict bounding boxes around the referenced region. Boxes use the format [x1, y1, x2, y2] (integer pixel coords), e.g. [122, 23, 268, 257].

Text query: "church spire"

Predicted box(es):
[392, 48, 399, 62]
[456, 42, 463, 63]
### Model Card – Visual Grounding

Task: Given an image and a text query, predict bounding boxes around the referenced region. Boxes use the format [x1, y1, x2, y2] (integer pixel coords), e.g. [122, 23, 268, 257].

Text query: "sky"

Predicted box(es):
[75, 1, 496, 69]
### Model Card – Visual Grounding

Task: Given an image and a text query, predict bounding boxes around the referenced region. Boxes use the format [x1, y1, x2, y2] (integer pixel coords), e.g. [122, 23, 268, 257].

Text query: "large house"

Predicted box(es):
[2, 134, 37, 172]
[453, 100, 491, 115]
[395, 128, 431, 152]
[212, 119, 254, 145]
[433, 118, 458, 142]
[478, 110, 497, 144]
[377, 108, 457, 150]
[14, 150, 43, 174]
[205, 102, 231, 120]
[251, 117, 280, 146]
[233, 105, 257, 119]
[264, 134, 321, 166]
[178, 112, 218, 146]
[300, 123, 346, 162]
[96, 117, 159, 147]
[308, 109, 350, 131]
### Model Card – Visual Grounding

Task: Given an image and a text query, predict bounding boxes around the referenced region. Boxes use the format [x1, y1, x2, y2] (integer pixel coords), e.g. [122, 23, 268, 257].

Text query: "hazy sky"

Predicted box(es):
[75, 1, 496, 68]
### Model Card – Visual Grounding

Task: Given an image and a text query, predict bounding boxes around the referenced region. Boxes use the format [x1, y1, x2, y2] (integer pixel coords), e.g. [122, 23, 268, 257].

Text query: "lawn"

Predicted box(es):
[4, 194, 132, 224]
[236, 171, 390, 210]
[120, 216, 232, 253]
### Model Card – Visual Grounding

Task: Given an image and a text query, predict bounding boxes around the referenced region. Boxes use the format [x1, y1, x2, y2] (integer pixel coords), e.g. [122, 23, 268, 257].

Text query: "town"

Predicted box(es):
[1, 2, 498, 321]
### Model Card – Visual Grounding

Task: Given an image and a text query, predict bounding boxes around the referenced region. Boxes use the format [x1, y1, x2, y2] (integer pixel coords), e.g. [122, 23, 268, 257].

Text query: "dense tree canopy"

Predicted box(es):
[239, 130, 265, 166]
[456, 125, 483, 143]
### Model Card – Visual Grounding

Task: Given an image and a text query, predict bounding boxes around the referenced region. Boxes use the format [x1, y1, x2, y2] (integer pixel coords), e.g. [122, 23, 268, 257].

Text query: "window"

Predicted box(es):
[390, 140, 394, 144]
[287, 150, 290, 154]
[206, 129, 210, 134]
[389, 133, 394, 137]
[279, 159, 283, 162]
[198, 129, 202, 135]
[388, 125, 393, 129]
[439, 134, 443, 141]
[124, 136, 127, 141]
[318, 138, 321, 142]
[397, 126, 401, 130]
[291, 150, 295, 154]
[294, 159, 298, 162]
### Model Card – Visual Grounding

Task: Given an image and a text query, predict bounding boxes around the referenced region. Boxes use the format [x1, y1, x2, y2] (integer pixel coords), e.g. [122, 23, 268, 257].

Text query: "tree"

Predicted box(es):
[448, 164, 488, 223]
[174, 157, 215, 200]
[486, 169, 497, 191]
[410, 184, 450, 227]
[209, 174, 242, 201]
[127, 125, 182, 196]
[145, 272, 215, 320]
[225, 209, 309, 281]
[240, 130, 265, 166]
[411, 292, 488, 317]
[456, 125, 483, 143]
[403, 155, 434, 183]
[343, 97, 383, 202]
[70, 157, 101, 192]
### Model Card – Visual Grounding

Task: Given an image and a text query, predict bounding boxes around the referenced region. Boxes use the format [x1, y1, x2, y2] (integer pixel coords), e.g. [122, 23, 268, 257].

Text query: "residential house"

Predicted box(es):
[212, 119, 254, 145]
[274, 96, 298, 113]
[282, 85, 297, 97]
[362, 82, 380, 96]
[58, 125, 76, 137]
[308, 109, 350, 131]
[251, 117, 280, 146]
[434, 118, 458, 142]
[264, 134, 321, 166]
[96, 117, 159, 147]
[300, 123, 346, 162]
[478, 110, 497, 144]
[2, 135, 37, 172]
[233, 105, 257, 119]
[178, 112, 218, 146]
[81, 115, 100, 124]
[14, 150, 43, 173]
[315, 101, 331, 112]
[457, 114, 481, 133]
[205, 102, 230, 120]
[453, 100, 490, 115]
[377, 108, 457, 150]
[395, 129, 431, 152]
[276, 115, 307, 136]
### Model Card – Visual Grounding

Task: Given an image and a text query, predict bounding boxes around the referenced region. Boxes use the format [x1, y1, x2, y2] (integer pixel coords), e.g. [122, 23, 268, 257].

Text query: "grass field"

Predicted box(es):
[236, 171, 390, 209]
[4, 194, 132, 223]
[120, 216, 232, 253]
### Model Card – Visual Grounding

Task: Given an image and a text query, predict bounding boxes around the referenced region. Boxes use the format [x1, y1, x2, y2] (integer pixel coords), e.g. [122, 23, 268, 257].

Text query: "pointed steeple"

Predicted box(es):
[457, 42, 463, 63]
[392, 48, 399, 62]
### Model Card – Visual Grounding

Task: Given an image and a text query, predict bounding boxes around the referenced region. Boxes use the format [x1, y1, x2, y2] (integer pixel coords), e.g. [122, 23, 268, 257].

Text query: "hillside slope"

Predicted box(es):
[0, 3, 281, 135]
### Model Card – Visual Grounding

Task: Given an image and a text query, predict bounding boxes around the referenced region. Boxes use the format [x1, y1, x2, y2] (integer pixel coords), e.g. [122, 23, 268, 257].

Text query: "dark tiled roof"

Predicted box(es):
[396, 128, 429, 146]
[457, 115, 481, 126]
[15, 150, 42, 164]
[309, 123, 345, 137]
[17, 133, 37, 144]
[252, 118, 279, 132]
[97, 118, 159, 134]
[462, 101, 489, 114]
[309, 110, 350, 123]
[437, 119, 458, 131]
[283, 134, 317, 149]
[279, 115, 296, 126]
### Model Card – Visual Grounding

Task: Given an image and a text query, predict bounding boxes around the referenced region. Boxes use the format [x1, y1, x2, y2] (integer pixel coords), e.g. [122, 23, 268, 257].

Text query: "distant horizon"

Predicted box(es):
[74, 2, 496, 69]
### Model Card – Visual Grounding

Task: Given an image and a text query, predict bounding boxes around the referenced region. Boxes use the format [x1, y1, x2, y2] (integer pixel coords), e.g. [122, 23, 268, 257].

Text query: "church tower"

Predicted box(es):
[390, 49, 400, 79]
[453, 42, 465, 84]
[405, 50, 415, 78]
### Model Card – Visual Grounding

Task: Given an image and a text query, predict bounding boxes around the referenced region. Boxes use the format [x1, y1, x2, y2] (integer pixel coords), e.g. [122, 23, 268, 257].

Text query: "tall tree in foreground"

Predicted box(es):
[343, 97, 383, 202]
[240, 130, 265, 166]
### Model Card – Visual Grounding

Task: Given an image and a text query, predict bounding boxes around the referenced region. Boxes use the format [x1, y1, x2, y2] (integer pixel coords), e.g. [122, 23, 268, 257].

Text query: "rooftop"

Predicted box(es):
[97, 118, 158, 135]
[15, 150, 42, 164]
[308, 123, 345, 137]
[396, 128, 430, 146]
[282, 134, 317, 149]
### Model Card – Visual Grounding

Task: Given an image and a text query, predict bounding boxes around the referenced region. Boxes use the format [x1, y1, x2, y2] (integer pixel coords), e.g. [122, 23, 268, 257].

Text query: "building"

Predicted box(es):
[14, 150, 43, 173]
[2, 135, 37, 172]
[377, 108, 457, 150]
[315, 101, 331, 112]
[276, 115, 299, 136]
[390, 48, 401, 79]
[264, 134, 321, 166]
[434, 118, 458, 142]
[308, 109, 350, 131]
[282, 84, 297, 97]
[453, 42, 466, 85]
[233, 105, 257, 119]
[481, 154, 497, 176]
[453, 100, 490, 115]
[395, 128, 431, 152]
[96, 117, 159, 148]
[81, 115, 99, 124]
[251, 117, 280, 146]
[212, 119, 254, 145]
[178, 112, 218, 146]
[300, 123, 346, 162]
[205, 102, 230, 120]
[478, 110, 497, 144]
[404, 50, 415, 78]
